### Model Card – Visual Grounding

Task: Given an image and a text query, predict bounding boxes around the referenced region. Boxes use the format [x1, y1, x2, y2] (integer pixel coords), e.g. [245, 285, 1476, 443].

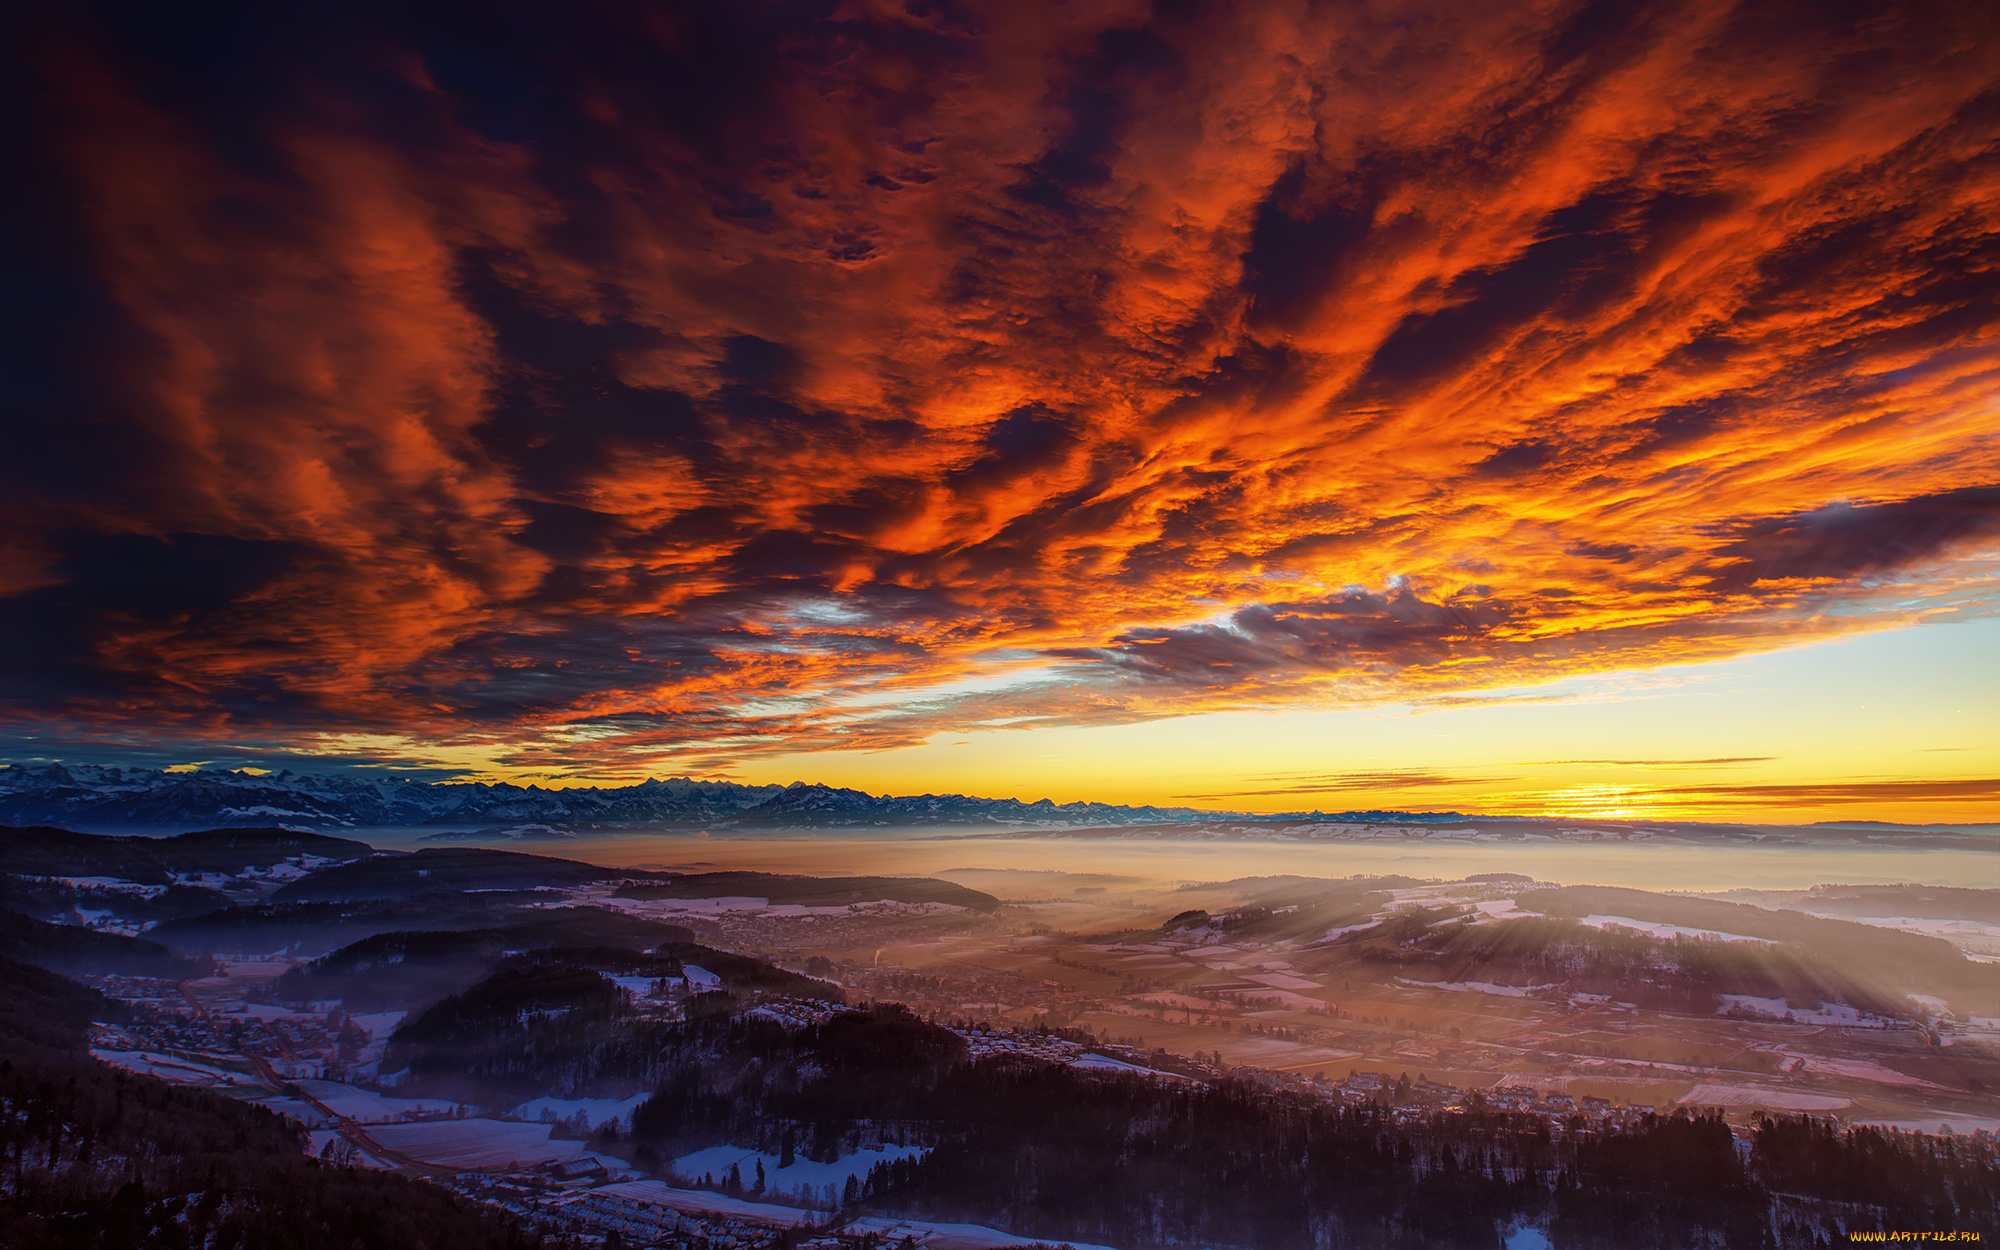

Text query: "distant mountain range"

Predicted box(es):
[0, 764, 1473, 832]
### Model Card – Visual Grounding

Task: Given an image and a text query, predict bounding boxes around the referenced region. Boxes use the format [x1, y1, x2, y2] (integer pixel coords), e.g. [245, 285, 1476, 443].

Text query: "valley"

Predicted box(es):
[5, 822, 1999, 1247]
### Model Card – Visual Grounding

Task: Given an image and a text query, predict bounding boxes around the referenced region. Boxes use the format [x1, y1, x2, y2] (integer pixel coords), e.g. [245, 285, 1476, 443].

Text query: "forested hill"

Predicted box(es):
[365, 962, 2000, 1248]
[0, 956, 557, 1249]
[0, 824, 371, 880]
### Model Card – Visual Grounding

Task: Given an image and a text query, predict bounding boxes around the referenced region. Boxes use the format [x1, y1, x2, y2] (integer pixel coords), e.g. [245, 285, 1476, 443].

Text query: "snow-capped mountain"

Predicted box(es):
[0, 765, 783, 830]
[723, 781, 1253, 828]
[0, 764, 1475, 832]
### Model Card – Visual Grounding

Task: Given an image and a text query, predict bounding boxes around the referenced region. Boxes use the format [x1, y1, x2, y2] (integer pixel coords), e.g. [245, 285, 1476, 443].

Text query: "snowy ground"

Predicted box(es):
[252, 1095, 332, 1126]
[367, 1117, 596, 1169]
[669, 1143, 925, 1203]
[1676, 1083, 1851, 1111]
[90, 1049, 263, 1089]
[512, 1093, 650, 1128]
[293, 1078, 474, 1122]
[1070, 1054, 1193, 1081]
[583, 1180, 1121, 1250]
[241, 1002, 324, 1021]
[1716, 995, 1886, 1027]
[1844, 915, 2000, 947]
[1796, 1057, 1940, 1089]
[1578, 915, 1770, 944]
[1396, 978, 1554, 998]
[345, 1009, 406, 1037]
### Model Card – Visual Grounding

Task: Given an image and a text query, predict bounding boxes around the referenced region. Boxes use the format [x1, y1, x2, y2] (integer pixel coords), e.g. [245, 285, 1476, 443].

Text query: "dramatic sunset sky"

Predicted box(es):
[4, 0, 1997, 822]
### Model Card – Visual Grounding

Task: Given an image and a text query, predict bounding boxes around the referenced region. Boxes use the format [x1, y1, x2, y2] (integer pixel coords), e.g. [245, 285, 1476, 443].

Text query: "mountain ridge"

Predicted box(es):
[0, 765, 1478, 831]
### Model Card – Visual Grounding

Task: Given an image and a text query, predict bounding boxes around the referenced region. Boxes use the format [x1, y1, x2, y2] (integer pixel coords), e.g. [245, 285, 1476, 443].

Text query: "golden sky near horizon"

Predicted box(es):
[3, 0, 1998, 821]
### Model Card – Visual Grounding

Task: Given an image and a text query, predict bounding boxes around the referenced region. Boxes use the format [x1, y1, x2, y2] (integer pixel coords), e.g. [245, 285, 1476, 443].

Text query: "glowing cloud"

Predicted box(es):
[3, 0, 1997, 781]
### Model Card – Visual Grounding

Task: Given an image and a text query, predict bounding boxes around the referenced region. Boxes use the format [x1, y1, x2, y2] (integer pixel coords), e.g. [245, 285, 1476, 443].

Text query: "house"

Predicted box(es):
[545, 1156, 611, 1184]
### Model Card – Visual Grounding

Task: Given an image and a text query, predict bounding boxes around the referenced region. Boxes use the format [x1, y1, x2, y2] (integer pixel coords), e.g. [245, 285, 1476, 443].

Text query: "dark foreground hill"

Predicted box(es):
[267, 846, 636, 903]
[272, 916, 700, 1012]
[266, 847, 1000, 911]
[0, 825, 371, 882]
[0, 956, 557, 1249]
[0, 911, 210, 979]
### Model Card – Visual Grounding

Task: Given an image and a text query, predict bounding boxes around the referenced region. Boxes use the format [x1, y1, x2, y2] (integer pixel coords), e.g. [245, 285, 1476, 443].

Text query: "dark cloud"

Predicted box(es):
[1704, 488, 2000, 591]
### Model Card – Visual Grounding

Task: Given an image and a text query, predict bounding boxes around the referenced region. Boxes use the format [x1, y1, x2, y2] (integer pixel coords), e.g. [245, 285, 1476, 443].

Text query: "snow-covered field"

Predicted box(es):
[607, 975, 665, 998]
[1070, 1054, 1193, 1081]
[345, 1010, 407, 1037]
[47, 875, 166, 897]
[1578, 915, 1770, 944]
[513, 1093, 650, 1127]
[367, 1118, 596, 1169]
[669, 1142, 925, 1201]
[1397, 978, 1553, 998]
[1717, 996, 1888, 1028]
[241, 1002, 323, 1022]
[582, 1180, 1120, 1250]
[1677, 1083, 1851, 1111]
[293, 1079, 472, 1122]
[252, 1095, 332, 1126]
[1311, 922, 1379, 943]
[90, 1049, 261, 1089]
[1848, 915, 2000, 942]
[1797, 1057, 1940, 1089]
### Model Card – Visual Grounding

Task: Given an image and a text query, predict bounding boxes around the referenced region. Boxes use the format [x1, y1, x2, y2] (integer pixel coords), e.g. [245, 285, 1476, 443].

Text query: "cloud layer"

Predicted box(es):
[4, 0, 1999, 776]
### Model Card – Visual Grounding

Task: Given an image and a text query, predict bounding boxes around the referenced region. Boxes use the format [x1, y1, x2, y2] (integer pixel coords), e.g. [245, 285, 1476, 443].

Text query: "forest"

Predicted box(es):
[380, 948, 2000, 1248]
[0, 954, 562, 1250]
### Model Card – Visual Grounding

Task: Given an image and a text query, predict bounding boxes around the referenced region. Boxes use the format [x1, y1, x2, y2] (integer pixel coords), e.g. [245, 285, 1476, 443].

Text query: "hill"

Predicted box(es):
[1516, 885, 2000, 1013]
[0, 956, 553, 1247]
[0, 910, 210, 979]
[267, 845, 639, 902]
[618, 870, 1000, 913]
[0, 823, 371, 880]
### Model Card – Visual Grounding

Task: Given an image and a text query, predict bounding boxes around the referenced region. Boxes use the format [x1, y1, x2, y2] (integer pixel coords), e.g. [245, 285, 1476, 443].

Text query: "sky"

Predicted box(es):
[2, 0, 1997, 823]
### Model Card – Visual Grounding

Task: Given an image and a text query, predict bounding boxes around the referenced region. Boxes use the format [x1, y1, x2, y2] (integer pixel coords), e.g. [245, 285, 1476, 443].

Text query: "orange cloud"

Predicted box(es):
[3, 0, 1998, 778]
